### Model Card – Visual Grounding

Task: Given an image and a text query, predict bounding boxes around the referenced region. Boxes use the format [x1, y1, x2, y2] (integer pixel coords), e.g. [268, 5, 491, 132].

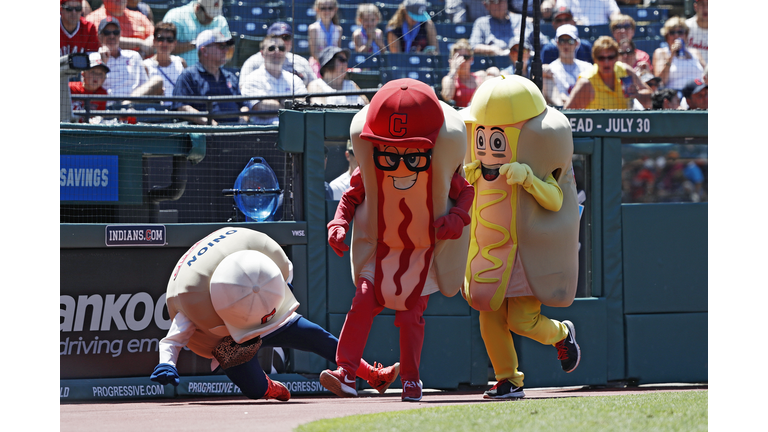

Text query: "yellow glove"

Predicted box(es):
[499, 162, 533, 187]
[463, 160, 482, 185]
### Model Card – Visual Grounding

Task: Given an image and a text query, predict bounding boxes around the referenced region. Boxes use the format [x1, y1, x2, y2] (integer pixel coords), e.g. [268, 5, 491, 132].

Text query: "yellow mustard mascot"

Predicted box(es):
[461, 75, 581, 399]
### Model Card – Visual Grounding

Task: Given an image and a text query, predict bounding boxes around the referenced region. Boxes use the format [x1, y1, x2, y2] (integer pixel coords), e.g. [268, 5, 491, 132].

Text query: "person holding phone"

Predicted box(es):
[653, 17, 705, 92]
[440, 39, 488, 107]
[564, 36, 650, 110]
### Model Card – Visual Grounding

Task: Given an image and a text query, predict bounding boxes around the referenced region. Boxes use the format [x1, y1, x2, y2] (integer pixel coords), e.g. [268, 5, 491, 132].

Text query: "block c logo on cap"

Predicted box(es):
[389, 113, 407, 137]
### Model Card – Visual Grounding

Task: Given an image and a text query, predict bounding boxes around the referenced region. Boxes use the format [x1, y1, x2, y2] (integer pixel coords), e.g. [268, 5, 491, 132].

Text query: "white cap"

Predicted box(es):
[556, 24, 579, 40]
[198, 0, 223, 18]
[193, 29, 232, 49]
[210, 250, 299, 343]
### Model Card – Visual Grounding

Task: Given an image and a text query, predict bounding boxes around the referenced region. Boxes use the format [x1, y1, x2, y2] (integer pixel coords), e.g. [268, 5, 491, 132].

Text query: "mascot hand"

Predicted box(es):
[150, 363, 180, 386]
[500, 162, 533, 187]
[433, 207, 471, 240]
[327, 222, 349, 257]
[463, 160, 482, 185]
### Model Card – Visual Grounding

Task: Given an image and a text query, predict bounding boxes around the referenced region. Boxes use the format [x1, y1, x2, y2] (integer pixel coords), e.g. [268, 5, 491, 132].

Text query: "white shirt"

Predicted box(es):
[555, 0, 620, 25]
[103, 49, 149, 96]
[685, 16, 708, 65]
[240, 67, 307, 125]
[143, 55, 185, 103]
[329, 170, 352, 200]
[239, 52, 315, 87]
[311, 79, 366, 106]
[550, 58, 592, 99]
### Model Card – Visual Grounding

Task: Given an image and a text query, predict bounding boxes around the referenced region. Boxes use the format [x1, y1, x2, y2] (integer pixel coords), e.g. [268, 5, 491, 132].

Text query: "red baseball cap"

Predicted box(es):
[360, 79, 444, 149]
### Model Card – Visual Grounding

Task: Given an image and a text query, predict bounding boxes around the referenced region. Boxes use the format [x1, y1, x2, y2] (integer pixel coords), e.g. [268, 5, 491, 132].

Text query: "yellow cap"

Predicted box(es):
[462, 75, 546, 126]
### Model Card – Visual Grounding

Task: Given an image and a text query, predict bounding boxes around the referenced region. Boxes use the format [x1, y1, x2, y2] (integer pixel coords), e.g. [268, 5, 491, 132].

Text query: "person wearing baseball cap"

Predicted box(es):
[540, 5, 594, 65]
[83, 0, 155, 57]
[60, 0, 100, 56]
[386, 0, 439, 53]
[150, 228, 401, 402]
[239, 22, 315, 86]
[68, 52, 111, 121]
[306, 46, 369, 106]
[162, 0, 231, 66]
[681, 77, 707, 110]
[322, 78, 474, 402]
[540, 24, 592, 106]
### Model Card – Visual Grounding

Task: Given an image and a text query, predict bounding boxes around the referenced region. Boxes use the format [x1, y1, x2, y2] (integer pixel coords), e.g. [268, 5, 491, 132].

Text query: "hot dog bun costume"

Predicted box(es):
[323, 79, 473, 402]
[460, 75, 582, 399]
[152, 227, 400, 401]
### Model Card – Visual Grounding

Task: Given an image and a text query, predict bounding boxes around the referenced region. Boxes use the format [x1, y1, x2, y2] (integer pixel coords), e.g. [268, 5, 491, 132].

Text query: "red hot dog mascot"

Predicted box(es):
[150, 227, 400, 401]
[321, 79, 473, 402]
[461, 75, 582, 399]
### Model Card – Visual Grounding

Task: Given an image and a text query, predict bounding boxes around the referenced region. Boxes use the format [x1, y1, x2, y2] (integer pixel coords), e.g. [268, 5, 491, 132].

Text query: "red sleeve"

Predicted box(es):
[84, 20, 101, 53]
[330, 167, 365, 227]
[449, 171, 474, 214]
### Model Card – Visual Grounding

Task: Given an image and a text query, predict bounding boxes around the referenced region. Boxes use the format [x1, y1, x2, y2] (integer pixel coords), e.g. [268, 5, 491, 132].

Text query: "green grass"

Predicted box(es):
[296, 391, 707, 432]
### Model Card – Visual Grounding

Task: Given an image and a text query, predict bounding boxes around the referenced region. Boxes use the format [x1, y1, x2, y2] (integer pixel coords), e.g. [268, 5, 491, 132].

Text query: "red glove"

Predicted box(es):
[433, 207, 471, 240]
[327, 219, 349, 257]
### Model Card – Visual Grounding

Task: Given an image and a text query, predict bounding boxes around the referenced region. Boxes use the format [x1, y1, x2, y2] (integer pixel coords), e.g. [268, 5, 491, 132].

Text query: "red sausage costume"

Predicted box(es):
[321, 79, 473, 402]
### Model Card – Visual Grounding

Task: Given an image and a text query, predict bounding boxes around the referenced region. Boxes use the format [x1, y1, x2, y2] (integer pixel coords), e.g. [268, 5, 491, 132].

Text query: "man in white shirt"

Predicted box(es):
[241, 35, 307, 125]
[542, 24, 592, 106]
[329, 140, 359, 200]
[239, 22, 315, 87]
[685, 0, 707, 65]
[97, 17, 160, 101]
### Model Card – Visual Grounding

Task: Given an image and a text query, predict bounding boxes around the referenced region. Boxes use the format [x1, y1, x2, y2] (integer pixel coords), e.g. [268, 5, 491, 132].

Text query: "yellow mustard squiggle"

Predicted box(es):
[473, 189, 510, 283]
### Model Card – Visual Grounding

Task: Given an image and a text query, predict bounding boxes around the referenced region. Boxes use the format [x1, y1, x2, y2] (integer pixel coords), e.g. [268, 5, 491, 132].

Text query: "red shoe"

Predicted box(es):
[320, 367, 358, 397]
[366, 362, 400, 394]
[264, 377, 290, 401]
[401, 380, 422, 402]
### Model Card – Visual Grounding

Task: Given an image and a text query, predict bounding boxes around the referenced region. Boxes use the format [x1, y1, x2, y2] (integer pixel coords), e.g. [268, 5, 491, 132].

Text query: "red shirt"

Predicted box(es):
[85, 6, 154, 41]
[69, 82, 108, 121]
[60, 17, 100, 56]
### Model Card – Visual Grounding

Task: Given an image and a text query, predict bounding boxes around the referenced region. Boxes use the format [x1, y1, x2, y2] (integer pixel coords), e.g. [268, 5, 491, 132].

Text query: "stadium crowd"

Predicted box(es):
[61, 0, 708, 123]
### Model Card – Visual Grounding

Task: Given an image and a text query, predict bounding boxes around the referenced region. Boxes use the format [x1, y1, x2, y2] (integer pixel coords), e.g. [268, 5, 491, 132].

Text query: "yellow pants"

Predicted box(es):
[479, 296, 567, 388]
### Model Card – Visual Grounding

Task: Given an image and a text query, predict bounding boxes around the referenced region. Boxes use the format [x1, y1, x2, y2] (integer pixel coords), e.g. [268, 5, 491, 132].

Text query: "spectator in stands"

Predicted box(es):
[307, 46, 369, 106]
[541, 6, 592, 64]
[97, 17, 160, 100]
[85, 0, 154, 58]
[652, 17, 705, 91]
[680, 78, 707, 110]
[241, 35, 308, 126]
[308, 0, 343, 77]
[446, 0, 489, 23]
[686, 0, 707, 66]
[61, 0, 100, 56]
[564, 36, 651, 109]
[81, 0, 92, 16]
[386, 0, 439, 54]
[509, 0, 551, 18]
[240, 22, 315, 87]
[542, 24, 592, 106]
[69, 52, 110, 121]
[610, 15, 651, 71]
[143, 22, 187, 105]
[545, 0, 620, 25]
[651, 88, 680, 110]
[469, 0, 533, 57]
[163, 0, 231, 67]
[440, 39, 487, 107]
[329, 140, 359, 200]
[498, 33, 532, 76]
[172, 30, 246, 125]
[352, 4, 386, 54]
[639, 71, 661, 92]
[127, 0, 153, 22]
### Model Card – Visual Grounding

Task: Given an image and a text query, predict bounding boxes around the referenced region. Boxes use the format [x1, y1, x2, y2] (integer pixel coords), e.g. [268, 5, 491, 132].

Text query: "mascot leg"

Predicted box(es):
[394, 295, 429, 383]
[506, 296, 567, 346]
[335, 278, 385, 375]
[223, 356, 290, 401]
[478, 298, 524, 387]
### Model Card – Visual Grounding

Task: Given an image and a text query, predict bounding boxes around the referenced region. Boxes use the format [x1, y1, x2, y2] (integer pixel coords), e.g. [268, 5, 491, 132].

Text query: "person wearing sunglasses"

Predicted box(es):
[172, 30, 245, 125]
[239, 22, 314, 87]
[84, 0, 155, 58]
[241, 35, 308, 126]
[386, 0, 439, 54]
[61, 0, 100, 56]
[542, 24, 592, 106]
[307, 46, 369, 106]
[564, 36, 651, 109]
[544, 0, 621, 26]
[142, 22, 187, 106]
[162, 0, 231, 67]
[441, 39, 487, 107]
[653, 17, 705, 92]
[541, 6, 593, 65]
[308, 0, 343, 77]
[609, 15, 651, 71]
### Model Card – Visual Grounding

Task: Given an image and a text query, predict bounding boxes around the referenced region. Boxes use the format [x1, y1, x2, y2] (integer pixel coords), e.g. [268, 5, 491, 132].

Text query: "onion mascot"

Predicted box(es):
[150, 227, 400, 401]
[461, 75, 582, 399]
[321, 79, 474, 402]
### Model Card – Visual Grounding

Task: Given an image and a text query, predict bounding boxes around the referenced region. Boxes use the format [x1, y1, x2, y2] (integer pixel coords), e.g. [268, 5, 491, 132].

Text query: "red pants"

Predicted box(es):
[336, 278, 430, 382]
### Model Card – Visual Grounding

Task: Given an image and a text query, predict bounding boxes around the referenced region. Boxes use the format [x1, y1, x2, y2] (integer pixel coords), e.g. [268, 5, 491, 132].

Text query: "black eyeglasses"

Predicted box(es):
[335, 56, 348, 63]
[267, 45, 287, 52]
[613, 23, 632, 30]
[278, 34, 292, 41]
[373, 148, 432, 172]
[319, 6, 336, 11]
[596, 54, 617, 61]
[618, 49, 632, 55]
[461, 54, 472, 60]
[62, 5, 83, 12]
[101, 29, 121, 36]
[668, 29, 686, 36]
[156, 36, 176, 43]
[557, 38, 576, 45]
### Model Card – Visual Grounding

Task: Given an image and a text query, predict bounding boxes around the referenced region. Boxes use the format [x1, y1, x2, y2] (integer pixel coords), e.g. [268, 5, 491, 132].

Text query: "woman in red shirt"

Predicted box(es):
[440, 39, 488, 108]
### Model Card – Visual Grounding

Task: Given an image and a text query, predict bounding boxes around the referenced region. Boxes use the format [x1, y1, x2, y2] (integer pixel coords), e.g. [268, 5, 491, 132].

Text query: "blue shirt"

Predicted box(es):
[541, 38, 593, 64]
[162, 2, 230, 66]
[172, 63, 244, 124]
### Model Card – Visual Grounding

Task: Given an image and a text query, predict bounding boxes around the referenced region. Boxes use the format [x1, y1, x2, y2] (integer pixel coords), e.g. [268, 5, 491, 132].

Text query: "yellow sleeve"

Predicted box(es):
[523, 170, 563, 212]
